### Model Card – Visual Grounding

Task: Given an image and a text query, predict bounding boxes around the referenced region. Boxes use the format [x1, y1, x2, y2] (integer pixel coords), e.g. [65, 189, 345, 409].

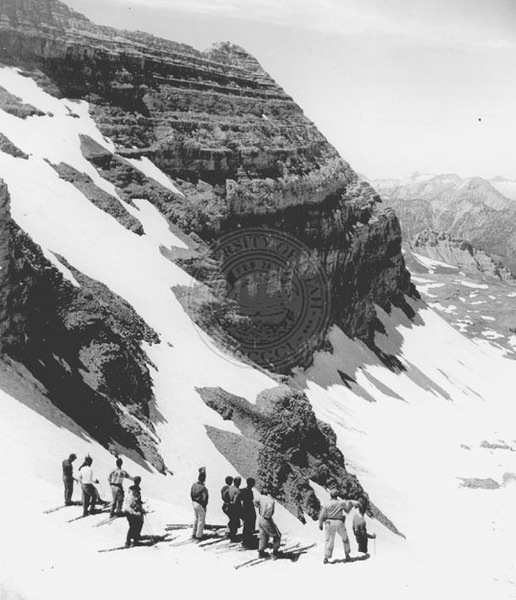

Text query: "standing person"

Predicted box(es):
[190, 467, 209, 540]
[240, 477, 257, 548]
[108, 457, 134, 518]
[221, 476, 233, 513]
[62, 453, 77, 505]
[352, 502, 376, 555]
[318, 489, 359, 564]
[226, 476, 242, 542]
[78, 456, 99, 516]
[124, 476, 145, 547]
[254, 486, 281, 559]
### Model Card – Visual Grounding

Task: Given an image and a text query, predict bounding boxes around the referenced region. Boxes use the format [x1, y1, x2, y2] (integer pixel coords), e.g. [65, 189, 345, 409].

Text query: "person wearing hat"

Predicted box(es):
[62, 453, 77, 505]
[190, 468, 209, 540]
[124, 476, 145, 547]
[318, 489, 360, 564]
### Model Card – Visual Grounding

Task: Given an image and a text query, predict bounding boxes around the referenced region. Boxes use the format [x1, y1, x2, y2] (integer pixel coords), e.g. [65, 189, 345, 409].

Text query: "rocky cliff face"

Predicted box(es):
[411, 230, 515, 282]
[0, 0, 416, 372]
[0, 179, 166, 471]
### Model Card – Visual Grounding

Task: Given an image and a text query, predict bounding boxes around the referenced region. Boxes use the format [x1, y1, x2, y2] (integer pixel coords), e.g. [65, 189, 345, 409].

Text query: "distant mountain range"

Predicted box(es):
[368, 173, 516, 272]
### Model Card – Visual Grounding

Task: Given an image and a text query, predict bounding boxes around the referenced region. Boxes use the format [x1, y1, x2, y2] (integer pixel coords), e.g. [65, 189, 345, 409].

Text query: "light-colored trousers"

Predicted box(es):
[258, 516, 281, 552]
[324, 519, 350, 559]
[192, 501, 206, 539]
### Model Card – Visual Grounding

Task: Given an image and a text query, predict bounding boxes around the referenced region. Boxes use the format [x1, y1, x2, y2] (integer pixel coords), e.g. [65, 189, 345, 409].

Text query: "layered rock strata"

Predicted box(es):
[0, 0, 417, 370]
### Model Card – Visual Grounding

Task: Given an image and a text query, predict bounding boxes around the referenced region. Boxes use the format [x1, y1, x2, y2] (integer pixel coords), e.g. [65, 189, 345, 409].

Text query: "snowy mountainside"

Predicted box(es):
[0, 65, 515, 599]
[403, 236, 516, 358]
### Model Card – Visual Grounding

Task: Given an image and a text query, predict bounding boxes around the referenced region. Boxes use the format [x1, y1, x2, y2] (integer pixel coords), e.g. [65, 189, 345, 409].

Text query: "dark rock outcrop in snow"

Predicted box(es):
[0, 180, 165, 472]
[198, 384, 403, 534]
[50, 161, 144, 235]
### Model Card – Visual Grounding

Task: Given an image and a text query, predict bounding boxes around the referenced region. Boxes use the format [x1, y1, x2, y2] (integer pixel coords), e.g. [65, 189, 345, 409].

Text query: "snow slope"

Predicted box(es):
[1, 66, 516, 599]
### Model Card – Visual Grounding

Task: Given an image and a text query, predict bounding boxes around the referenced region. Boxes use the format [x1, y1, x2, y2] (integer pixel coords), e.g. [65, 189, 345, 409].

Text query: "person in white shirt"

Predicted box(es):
[78, 456, 99, 516]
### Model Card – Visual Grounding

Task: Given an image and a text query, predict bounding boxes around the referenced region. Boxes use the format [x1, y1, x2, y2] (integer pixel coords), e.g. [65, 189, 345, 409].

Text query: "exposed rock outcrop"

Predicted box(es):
[0, 179, 165, 471]
[197, 384, 402, 534]
[411, 230, 515, 282]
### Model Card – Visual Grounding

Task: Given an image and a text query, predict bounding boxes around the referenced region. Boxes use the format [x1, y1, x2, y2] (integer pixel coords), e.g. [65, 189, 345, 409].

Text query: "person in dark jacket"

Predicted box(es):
[226, 476, 242, 541]
[221, 476, 233, 513]
[190, 468, 209, 540]
[124, 476, 145, 547]
[62, 453, 77, 505]
[352, 502, 376, 555]
[240, 477, 257, 548]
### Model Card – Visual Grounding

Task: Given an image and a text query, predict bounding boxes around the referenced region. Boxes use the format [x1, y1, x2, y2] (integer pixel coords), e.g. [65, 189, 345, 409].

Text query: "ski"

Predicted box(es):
[168, 537, 200, 548]
[94, 516, 118, 528]
[165, 523, 225, 531]
[43, 502, 80, 514]
[234, 543, 315, 570]
[197, 536, 229, 548]
[67, 508, 109, 523]
[98, 534, 173, 553]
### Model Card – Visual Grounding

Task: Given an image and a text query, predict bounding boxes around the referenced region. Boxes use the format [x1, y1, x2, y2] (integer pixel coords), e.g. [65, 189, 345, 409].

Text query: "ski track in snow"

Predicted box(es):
[0, 66, 515, 599]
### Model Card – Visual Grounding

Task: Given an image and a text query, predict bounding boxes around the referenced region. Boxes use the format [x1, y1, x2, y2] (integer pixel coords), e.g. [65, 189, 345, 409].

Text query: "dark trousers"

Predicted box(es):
[242, 510, 256, 547]
[81, 484, 97, 516]
[126, 514, 144, 546]
[228, 506, 241, 540]
[355, 533, 369, 553]
[63, 477, 74, 505]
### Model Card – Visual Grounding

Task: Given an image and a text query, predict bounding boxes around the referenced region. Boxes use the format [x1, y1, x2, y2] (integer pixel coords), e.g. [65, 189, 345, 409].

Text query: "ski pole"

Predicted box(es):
[144, 512, 155, 539]
[374, 537, 376, 555]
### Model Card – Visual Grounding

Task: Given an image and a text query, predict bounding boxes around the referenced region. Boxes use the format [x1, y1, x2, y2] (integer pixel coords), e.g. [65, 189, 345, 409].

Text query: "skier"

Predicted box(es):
[318, 488, 360, 564]
[240, 477, 257, 548]
[254, 485, 281, 559]
[226, 476, 242, 541]
[62, 453, 77, 505]
[190, 467, 209, 540]
[352, 502, 376, 555]
[108, 457, 134, 518]
[78, 456, 99, 516]
[124, 476, 145, 547]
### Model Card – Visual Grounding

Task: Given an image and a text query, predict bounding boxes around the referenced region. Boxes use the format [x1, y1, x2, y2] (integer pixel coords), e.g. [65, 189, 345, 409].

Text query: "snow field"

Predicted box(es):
[0, 65, 515, 599]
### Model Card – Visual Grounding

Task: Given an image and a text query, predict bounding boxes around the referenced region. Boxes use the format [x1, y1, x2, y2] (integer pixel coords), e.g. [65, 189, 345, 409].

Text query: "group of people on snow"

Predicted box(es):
[191, 467, 375, 562]
[62, 454, 375, 561]
[62, 453, 145, 548]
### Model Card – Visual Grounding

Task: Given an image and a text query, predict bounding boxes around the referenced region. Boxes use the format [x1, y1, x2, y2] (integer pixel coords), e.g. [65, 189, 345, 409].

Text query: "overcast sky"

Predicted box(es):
[64, 0, 516, 180]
